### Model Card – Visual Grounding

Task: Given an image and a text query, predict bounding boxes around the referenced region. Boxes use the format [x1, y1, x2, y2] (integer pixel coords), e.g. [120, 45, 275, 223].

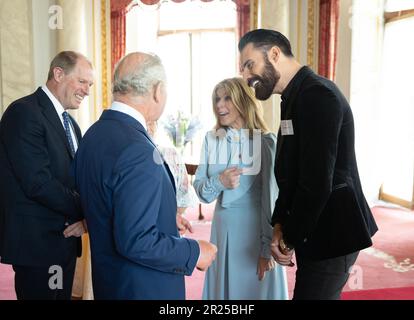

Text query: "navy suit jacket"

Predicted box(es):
[73, 109, 200, 300]
[0, 88, 83, 267]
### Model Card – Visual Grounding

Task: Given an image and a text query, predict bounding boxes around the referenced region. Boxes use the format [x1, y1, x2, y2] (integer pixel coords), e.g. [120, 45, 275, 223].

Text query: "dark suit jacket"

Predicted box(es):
[272, 67, 378, 260]
[0, 88, 83, 267]
[73, 109, 200, 300]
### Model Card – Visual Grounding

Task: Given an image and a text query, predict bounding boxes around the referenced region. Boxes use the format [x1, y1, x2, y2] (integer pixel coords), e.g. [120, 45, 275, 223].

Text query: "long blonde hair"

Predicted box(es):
[212, 77, 269, 134]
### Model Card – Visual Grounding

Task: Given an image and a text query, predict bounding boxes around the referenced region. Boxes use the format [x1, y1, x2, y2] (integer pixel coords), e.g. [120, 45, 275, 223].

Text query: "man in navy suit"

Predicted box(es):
[73, 52, 217, 300]
[0, 51, 94, 299]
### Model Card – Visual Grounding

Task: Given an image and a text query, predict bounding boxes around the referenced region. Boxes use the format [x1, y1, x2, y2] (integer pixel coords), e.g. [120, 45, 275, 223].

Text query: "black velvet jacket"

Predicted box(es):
[272, 67, 378, 260]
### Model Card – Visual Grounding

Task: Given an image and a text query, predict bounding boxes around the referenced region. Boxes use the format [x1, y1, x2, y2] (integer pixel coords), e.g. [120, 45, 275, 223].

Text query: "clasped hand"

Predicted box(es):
[270, 224, 295, 267]
[63, 219, 87, 238]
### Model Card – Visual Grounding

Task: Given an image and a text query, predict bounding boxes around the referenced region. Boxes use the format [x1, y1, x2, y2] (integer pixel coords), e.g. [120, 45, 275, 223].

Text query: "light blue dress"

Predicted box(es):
[193, 128, 288, 300]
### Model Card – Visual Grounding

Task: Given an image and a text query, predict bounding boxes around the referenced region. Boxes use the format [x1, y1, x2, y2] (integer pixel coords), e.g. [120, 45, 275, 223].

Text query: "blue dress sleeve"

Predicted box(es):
[260, 133, 278, 258]
[193, 134, 226, 203]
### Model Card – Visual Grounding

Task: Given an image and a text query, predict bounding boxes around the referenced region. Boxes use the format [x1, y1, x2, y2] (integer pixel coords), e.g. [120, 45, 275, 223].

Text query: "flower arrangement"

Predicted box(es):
[162, 111, 202, 150]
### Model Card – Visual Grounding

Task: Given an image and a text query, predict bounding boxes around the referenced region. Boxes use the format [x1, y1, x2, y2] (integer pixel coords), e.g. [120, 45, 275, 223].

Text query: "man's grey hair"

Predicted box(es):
[112, 54, 166, 96]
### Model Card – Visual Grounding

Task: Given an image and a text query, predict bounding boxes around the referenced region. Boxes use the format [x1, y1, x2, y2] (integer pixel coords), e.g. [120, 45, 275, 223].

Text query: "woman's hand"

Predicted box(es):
[176, 214, 193, 235]
[257, 257, 276, 281]
[219, 167, 243, 189]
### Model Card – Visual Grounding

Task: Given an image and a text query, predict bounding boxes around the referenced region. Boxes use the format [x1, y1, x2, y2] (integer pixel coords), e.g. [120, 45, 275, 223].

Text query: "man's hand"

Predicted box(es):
[270, 224, 295, 267]
[219, 167, 243, 189]
[257, 257, 276, 281]
[63, 220, 87, 238]
[196, 240, 217, 271]
[176, 214, 193, 235]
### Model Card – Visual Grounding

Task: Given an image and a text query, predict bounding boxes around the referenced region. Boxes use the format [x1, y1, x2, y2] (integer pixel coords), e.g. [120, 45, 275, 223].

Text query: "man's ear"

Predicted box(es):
[269, 46, 281, 64]
[53, 67, 65, 83]
[153, 82, 163, 103]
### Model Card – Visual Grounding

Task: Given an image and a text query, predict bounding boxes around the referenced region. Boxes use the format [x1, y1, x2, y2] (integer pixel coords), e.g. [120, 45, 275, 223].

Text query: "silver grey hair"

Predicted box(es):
[112, 54, 166, 96]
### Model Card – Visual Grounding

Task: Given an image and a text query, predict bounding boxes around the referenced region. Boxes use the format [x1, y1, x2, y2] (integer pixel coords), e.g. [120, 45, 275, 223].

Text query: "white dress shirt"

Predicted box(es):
[110, 101, 147, 131]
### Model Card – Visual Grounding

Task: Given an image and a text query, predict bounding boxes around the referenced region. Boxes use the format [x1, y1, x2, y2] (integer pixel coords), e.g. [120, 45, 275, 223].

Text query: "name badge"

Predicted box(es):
[281, 120, 294, 136]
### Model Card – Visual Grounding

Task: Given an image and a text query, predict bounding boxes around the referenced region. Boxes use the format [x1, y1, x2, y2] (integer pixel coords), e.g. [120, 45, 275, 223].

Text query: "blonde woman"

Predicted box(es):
[194, 77, 288, 299]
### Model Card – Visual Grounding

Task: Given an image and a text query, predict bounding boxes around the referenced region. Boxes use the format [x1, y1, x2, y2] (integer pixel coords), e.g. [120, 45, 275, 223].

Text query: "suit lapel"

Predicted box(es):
[35, 88, 75, 159]
[135, 122, 177, 194]
[162, 158, 176, 194]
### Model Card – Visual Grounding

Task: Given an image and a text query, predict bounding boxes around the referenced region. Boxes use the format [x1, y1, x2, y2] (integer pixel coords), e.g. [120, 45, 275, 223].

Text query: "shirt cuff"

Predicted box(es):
[260, 243, 272, 259]
[210, 174, 226, 193]
[184, 238, 200, 275]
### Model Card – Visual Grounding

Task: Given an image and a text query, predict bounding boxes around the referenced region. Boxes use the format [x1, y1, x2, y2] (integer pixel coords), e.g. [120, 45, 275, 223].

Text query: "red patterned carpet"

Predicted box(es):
[1, 205, 413, 300]
[0, 264, 15, 300]
[341, 206, 414, 299]
[341, 286, 414, 300]
[184, 204, 414, 300]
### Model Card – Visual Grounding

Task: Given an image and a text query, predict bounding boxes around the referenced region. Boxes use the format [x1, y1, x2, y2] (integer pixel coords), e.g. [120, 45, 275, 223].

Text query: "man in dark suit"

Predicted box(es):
[239, 29, 378, 299]
[0, 51, 94, 299]
[73, 52, 217, 300]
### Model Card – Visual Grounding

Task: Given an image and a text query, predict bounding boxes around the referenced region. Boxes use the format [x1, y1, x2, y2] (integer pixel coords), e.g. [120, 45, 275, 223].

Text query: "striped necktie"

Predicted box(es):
[62, 111, 76, 157]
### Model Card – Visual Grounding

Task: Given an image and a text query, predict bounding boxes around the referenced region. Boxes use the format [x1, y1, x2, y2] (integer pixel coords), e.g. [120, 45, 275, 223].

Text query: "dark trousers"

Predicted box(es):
[13, 257, 77, 300]
[293, 251, 359, 300]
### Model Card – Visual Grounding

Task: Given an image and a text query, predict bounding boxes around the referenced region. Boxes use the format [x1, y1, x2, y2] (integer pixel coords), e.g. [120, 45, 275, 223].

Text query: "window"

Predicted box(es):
[385, 0, 414, 12]
[379, 0, 414, 208]
[350, 0, 414, 209]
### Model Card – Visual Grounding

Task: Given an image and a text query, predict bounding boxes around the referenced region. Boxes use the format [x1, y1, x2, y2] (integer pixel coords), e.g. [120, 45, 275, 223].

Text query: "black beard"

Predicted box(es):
[251, 56, 280, 101]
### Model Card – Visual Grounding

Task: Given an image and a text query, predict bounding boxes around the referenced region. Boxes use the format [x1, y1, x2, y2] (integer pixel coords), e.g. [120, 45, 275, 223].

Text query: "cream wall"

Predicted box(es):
[0, 38, 3, 113]
[336, 0, 353, 101]
[32, 0, 57, 88]
[258, 0, 290, 133]
[290, 0, 310, 66]
[289, 0, 319, 71]
[0, 0, 34, 113]
[0, 0, 107, 132]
